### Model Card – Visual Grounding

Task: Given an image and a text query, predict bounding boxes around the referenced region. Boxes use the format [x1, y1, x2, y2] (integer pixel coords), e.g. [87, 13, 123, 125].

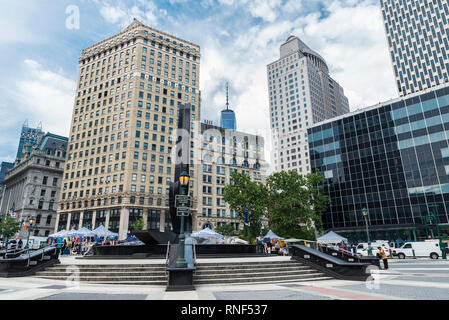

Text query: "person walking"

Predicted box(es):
[377, 246, 388, 270]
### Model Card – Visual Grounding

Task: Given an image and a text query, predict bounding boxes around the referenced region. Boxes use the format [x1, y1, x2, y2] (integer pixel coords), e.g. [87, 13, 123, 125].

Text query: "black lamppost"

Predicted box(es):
[425, 205, 447, 260]
[362, 208, 373, 257]
[26, 216, 36, 250]
[175, 170, 190, 268]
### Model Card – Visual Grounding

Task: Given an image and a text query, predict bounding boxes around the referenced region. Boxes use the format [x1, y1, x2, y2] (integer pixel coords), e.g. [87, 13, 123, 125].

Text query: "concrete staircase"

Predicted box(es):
[193, 260, 332, 285]
[33, 264, 167, 285]
[33, 260, 332, 286]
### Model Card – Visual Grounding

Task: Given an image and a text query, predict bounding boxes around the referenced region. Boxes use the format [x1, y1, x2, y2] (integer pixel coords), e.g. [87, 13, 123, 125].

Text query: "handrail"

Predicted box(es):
[165, 241, 170, 266]
[5, 248, 28, 259]
[165, 242, 170, 277]
[193, 243, 197, 266]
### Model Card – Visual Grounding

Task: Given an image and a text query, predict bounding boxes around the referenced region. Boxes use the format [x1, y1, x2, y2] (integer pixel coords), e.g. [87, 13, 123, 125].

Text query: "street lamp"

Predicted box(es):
[425, 205, 447, 260]
[362, 208, 373, 257]
[175, 170, 190, 268]
[26, 216, 36, 251]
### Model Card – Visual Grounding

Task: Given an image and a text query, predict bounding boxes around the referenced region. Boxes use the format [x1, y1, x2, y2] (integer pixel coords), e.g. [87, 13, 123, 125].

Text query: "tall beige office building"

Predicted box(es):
[56, 19, 201, 239]
[268, 36, 349, 174]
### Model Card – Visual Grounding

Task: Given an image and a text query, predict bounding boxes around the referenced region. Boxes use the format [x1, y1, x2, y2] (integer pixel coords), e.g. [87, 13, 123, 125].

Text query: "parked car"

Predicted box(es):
[393, 240, 442, 259]
[357, 241, 391, 257]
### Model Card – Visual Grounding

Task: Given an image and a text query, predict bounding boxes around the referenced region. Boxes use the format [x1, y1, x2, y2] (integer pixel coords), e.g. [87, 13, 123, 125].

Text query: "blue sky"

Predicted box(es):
[0, 0, 397, 165]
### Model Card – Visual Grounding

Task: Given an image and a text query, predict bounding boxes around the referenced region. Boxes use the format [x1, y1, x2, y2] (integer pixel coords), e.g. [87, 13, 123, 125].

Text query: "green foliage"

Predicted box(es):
[223, 170, 329, 242]
[215, 224, 236, 237]
[224, 172, 268, 241]
[265, 170, 329, 239]
[130, 217, 145, 231]
[0, 216, 21, 244]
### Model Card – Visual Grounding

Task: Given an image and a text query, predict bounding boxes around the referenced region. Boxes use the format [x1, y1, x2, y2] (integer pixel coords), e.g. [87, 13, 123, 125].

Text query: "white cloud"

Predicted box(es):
[12, 60, 76, 137]
[247, 0, 282, 22]
[99, 0, 161, 28]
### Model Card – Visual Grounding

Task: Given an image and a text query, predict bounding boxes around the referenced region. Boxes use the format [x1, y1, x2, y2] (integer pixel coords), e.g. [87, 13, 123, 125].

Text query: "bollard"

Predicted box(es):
[412, 249, 416, 259]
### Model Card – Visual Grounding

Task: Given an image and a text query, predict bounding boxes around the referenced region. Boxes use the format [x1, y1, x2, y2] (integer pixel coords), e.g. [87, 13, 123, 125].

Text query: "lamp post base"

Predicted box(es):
[166, 267, 195, 291]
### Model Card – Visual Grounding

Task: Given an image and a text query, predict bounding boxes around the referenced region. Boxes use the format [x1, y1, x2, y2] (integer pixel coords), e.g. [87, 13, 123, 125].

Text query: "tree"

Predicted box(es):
[215, 224, 236, 237]
[224, 172, 268, 241]
[130, 217, 145, 231]
[265, 170, 329, 240]
[0, 216, 21, 247]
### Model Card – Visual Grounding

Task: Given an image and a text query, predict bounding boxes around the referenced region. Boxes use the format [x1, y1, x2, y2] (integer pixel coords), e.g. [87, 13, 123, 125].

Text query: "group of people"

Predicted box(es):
[50, 235, 118, 256]
[259, 238, 289, 256]
[323, 241, 388, 270]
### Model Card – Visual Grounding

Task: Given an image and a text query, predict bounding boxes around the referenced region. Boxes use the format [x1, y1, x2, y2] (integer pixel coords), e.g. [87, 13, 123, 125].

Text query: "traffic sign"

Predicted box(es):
[177, 207, 191, 216]
[175, 195, 192, 208]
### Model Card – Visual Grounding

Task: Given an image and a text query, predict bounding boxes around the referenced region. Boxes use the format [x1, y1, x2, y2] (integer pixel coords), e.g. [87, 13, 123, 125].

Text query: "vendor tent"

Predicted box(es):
[264, 230, 284, 240]
[316, 231, 348, 244]
[48, 230, 69, 238]
[190, 227, 224, 239]
[91, 225, 118, 237]
[283, 238, 303, 243]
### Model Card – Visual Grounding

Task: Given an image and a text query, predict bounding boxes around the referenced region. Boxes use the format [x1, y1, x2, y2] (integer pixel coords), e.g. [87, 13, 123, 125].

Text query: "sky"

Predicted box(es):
[0, 0, 397, 167]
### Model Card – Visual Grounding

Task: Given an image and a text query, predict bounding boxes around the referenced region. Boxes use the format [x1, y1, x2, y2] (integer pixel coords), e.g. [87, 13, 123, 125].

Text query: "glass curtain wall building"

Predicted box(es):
[309, 83, 449, 243]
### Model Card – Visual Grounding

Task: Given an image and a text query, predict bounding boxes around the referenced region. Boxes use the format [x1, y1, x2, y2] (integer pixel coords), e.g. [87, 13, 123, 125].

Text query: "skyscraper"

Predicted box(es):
[220, 83, 236, 130]
[267, 36, 349, 173]
[380, 0, 449, 96]
[56, 19, 201, 239]
[309, 82, 449, 242]
[16, 121, 43, 161]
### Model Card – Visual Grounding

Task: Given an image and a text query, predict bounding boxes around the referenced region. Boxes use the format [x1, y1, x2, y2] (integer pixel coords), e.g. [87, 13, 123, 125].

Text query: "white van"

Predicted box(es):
[357, 241, 391, 257]
[22, 237, 48, 250]
[394, 240, 442, 259]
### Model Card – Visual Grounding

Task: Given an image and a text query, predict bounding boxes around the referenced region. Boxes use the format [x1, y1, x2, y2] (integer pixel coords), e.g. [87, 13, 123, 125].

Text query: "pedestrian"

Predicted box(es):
[377, 246, 388, 270]
[351, 244, 357, 256]
[18, 239, 23, 250]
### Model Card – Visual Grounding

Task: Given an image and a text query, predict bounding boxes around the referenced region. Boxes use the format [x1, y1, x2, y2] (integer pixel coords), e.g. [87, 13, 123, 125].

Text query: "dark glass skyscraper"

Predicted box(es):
[308, 83, 449, 243]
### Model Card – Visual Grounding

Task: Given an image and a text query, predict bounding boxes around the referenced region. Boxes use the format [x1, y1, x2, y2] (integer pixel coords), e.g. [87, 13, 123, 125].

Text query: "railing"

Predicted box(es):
[165, 241, 170, 276]
[193, 243, 197, 267]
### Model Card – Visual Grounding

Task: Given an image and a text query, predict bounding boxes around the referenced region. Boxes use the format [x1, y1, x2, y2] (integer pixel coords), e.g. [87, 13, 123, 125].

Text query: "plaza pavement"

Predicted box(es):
[0, 256, 447, 300]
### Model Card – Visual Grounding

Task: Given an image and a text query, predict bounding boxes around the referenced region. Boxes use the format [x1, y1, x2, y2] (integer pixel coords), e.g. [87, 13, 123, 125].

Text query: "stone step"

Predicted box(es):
[35, 271, 167, 277]
[52, 264, 166, 268]
[196, 261, 300, 267]
[193, 273, 330, 285]
[34, 275, 168, 281]
[194, 269, 319, 280]
[195, 265, 311, 272]
[43, 267, 167, 272]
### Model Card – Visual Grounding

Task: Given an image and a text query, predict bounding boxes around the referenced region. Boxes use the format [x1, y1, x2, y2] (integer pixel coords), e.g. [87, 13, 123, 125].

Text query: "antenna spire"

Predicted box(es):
[226, 82, 229, 110]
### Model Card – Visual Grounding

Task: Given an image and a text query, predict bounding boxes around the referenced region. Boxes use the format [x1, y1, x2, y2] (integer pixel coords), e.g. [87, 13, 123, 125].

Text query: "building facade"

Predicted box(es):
[195, 122, 265, 231]
[0, 133, 67, 237]
[267, 36, 349, 174]
[308, 83, 449, 243]
[380, 0, 449, 96]
[56, 19, 201, 239]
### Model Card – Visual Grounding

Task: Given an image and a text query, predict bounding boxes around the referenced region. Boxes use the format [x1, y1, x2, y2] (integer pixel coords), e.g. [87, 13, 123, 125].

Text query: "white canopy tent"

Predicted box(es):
[65, 227, 95, 238]
[190, 227, 224, 239]
[91, 225, 118, 238]
[316, 231, 348, 244]
[264, 230, 284, 240]
[48, 230, 69, 238]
